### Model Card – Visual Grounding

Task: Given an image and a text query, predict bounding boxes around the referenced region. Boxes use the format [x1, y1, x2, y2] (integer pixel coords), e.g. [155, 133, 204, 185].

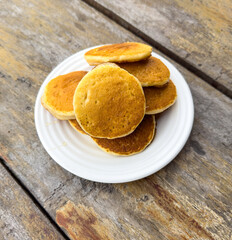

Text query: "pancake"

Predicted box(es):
[92, 115, 156, 156]
[69, 119, 87, 135]
[84, 42, 152, 65]
[144, 79, 177, 114]
[118, 56, 170, 87]
[41, 71, 87, 120]
[73, 63, 146, 139]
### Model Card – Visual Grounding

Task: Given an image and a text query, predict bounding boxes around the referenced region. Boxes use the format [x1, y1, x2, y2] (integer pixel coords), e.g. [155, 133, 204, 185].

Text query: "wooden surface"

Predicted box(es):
[0, 164, 65, 240]
[0, 0, 232, 239]
[88, 0, 232, 97]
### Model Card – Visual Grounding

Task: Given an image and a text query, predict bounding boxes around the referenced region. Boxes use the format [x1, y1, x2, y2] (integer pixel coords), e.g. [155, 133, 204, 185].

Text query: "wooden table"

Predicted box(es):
[0, 0, 231, 239]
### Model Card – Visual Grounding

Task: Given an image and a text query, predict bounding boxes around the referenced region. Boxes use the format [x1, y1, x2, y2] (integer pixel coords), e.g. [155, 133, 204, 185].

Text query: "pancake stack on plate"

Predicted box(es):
[41, 42, 177, 156]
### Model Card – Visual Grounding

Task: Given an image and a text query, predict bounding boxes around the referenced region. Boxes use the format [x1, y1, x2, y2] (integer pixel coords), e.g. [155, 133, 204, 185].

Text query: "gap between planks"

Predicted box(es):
[82, 0, 232, 99]
[0, 158, 70, 240]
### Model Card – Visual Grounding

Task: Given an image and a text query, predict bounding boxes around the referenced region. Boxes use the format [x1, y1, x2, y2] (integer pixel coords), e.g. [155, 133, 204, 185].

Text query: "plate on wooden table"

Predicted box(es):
[34, 45, 194, 183]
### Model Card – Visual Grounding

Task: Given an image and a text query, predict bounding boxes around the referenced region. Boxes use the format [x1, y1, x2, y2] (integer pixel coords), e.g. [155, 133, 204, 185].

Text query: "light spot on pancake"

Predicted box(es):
[84, 90, 91, 105]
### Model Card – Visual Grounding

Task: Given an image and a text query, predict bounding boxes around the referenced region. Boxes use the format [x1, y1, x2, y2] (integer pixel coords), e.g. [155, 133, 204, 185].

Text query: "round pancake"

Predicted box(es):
[84, 42, 152, 65]
[41, 71, 88, 120]
[118, 56, 170, 87]
[69, 119, 87, 135]
[92, 115, 156, 156]
[73, 63, 146, 139]
[144, 80, 177, 114]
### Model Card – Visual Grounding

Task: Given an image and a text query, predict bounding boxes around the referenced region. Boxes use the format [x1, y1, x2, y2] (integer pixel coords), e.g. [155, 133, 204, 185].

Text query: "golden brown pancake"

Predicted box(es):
[69, 119, 87, 135]
[41, 71, 87, 120]
[73, 63, 146, 139]
[118, 56, 170, 87]
[92, 115, 156, 156]
[144, 80, 177, 114]
[84, 42, 152, 65]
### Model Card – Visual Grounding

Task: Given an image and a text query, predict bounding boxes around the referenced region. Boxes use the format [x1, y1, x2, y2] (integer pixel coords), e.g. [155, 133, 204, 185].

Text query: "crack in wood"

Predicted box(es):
[0, 157, 70, 240]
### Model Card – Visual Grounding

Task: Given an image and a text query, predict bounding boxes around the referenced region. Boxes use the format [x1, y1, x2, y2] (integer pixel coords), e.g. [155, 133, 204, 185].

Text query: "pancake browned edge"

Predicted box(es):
[84, 42, 152, 65]
[144, 80, 177, 114]
[41, 71, 88, 120]
[91, 115, 156, 156]
[118, 56, 170, 87]
[69, 119, 87, 135]
[73, 63, 146, 139]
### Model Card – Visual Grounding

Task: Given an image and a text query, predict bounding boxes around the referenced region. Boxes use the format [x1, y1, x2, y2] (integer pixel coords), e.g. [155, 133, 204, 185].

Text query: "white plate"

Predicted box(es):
[35, 46, 194, 183]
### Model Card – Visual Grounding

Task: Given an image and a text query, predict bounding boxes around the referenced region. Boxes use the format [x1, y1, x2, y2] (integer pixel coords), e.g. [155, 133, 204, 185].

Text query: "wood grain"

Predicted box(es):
[0, 164, 65, 240]
[90, 0, 232, 96]
[0, 0, 231, 239]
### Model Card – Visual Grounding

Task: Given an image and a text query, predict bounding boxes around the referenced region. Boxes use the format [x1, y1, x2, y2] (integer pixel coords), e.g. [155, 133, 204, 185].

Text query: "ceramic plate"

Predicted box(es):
[34, 45, 194, 183]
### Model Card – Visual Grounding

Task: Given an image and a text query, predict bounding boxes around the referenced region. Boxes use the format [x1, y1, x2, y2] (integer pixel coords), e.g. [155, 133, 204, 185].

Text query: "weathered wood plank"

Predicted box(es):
[0, 0, 231, 239]
[0, 164, 65, 240]
[89, 0, 232, 97]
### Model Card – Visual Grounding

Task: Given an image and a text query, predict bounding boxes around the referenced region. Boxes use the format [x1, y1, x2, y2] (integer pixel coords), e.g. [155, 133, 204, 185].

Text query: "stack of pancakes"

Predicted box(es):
[42, 42, 177, 156]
